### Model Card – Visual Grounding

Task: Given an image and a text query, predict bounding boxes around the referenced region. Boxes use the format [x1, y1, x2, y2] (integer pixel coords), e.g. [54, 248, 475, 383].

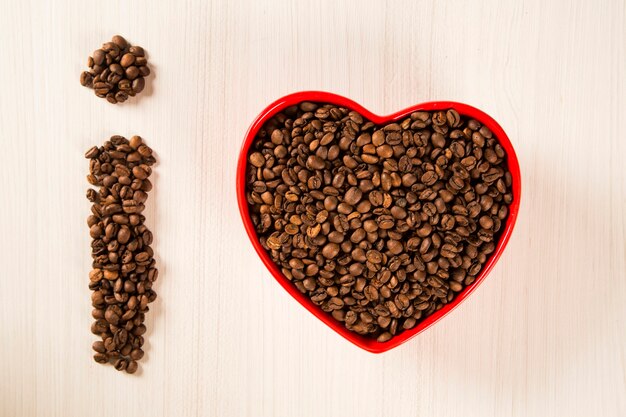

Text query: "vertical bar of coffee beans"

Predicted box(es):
[86, 135, 157, 373]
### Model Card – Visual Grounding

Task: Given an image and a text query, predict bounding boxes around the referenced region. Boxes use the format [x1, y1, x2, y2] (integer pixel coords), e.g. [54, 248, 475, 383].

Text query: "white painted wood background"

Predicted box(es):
[1, 0, 624, 416]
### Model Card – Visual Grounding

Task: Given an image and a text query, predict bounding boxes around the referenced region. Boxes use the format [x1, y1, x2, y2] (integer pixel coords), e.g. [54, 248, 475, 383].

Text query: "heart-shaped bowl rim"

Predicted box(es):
[236, 91, 521, 353]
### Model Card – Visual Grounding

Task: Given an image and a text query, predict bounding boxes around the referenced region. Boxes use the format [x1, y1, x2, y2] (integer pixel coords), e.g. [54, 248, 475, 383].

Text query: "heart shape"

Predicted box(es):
[236, 91, 521, 353]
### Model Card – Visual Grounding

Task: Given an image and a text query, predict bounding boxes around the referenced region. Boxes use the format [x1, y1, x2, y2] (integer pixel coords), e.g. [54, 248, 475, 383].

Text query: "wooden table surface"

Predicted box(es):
[1, 0, 625, 416]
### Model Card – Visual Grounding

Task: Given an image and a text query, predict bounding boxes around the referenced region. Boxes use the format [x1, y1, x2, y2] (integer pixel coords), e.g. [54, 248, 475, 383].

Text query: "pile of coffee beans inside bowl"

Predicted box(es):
[245, 103, 513, 342]
[80, 35, 150, 104]
[86, 135, 157, 373]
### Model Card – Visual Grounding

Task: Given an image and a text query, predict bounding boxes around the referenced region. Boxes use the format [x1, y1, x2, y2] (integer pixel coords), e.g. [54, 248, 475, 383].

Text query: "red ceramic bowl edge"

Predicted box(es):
[236, 91, 521, 353]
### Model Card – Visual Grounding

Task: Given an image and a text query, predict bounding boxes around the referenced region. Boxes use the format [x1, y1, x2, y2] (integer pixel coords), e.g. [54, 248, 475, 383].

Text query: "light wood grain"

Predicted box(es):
[1, 0, 625, 416]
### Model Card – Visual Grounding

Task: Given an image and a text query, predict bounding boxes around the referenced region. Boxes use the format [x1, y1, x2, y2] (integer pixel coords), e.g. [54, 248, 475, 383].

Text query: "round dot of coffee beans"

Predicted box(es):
[246, 103, 513, 342]
[80, 35, 150, 104]
[86, 135, 157, 372]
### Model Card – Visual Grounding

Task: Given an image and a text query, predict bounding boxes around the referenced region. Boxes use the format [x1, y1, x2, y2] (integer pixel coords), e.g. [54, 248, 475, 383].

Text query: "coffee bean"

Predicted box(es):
[322, 243, 340, 259]
[249, 152, 265, 167]
[80, 71, 93, 87]
[103, 336, 116, 351]
[246, 105, 512, 341]
[479, 215, 494, 229]
[403, 317, 417, 329]
[93, 353, 108, 363]
[109, 64, 123, 76]
[449, 175, 465, 190]
[344, 187, 362, 205]
[81, 36, 149, 103]
[125, 360, 138, 374]
[307, 155, 325, 170]
[366, 250, 383, 264]
[128, 349, 143, 361]
[114, 358, 128, 371]
[446, 109, 461, 127]
[377, 332, 392, 342]
[133, 324, 147, 336]
[132, 77, 145, 94]
[364, 285, 379, 302]
[104, 305, 121, 325]
[132, 165, 150, 180]
[92, 49, 106, 66]
[111, 35, 128, 49]
[114, 91, 128, 102]
[128, 45, 144, 56]
[125, 66, 139, 80]
[120, 53, 135, 68]
[431, 133, 446, 148]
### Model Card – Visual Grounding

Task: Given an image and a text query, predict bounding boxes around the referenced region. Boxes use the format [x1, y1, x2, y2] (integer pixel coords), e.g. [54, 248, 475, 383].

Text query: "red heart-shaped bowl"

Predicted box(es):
[237, 91, 521, 353]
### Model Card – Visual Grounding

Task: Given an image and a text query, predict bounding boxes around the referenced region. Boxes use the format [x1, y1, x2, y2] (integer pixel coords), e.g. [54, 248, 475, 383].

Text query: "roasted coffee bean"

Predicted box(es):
[111, 35, 128, 49]
[125, 66, 140, 80]
[132, 77, 145, 94]
[246, 105, 512, 342]
[86, 136, 157, 372]
[126, 360, 139, 374]
[344, 187, 362, 205]
[114, 358, 128, 371]
[93, 353, 108, 363]
[80, 35, 150, 103]
[92, 340, 106, 354]
[129, 45, 144, 56]
[80, 71, 94, 87]
[120, 53, 135, 67]
[377, 332, 392, 342]
[103, 337, 116, 351]
[115, 91, 129, 103]
[130, 348, 144, 360]
[322, 243, 340, 259]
